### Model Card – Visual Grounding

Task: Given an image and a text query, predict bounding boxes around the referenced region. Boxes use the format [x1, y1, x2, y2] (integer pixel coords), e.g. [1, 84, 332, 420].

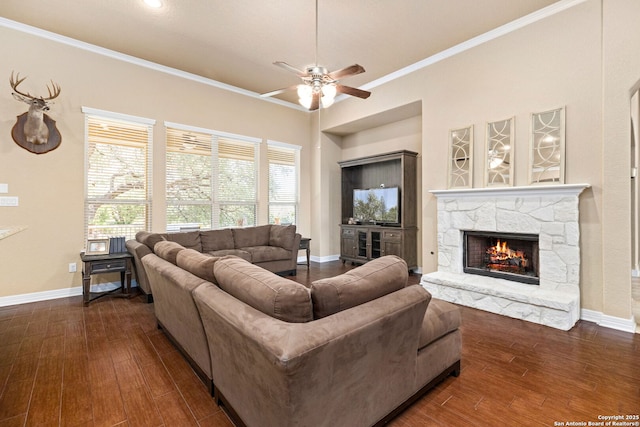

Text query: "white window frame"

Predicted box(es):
[82, 107, 154, 242]
[165, 121, 260, 230]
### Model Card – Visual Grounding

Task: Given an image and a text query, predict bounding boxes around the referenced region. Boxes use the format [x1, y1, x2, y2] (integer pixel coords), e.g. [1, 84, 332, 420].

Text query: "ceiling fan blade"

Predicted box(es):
[260, 85, 298, 98]
[328, 64, 365, 80]
[336, 84, 371, 99]
[309, 93, 320, 111]
[273, 61, 309, 77]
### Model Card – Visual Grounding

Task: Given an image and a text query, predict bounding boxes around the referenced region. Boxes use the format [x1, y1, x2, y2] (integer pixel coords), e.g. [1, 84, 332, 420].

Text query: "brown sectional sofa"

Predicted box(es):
[142, 243, 462, 427]
[126, 224, 301, 302]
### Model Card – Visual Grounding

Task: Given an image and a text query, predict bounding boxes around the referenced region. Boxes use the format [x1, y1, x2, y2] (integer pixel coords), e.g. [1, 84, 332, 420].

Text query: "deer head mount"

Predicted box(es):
[9, 71, 62, 154]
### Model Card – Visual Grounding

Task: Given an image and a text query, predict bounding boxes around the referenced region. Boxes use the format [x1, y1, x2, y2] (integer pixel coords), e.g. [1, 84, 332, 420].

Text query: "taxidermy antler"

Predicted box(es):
[10, 71, 61, 145]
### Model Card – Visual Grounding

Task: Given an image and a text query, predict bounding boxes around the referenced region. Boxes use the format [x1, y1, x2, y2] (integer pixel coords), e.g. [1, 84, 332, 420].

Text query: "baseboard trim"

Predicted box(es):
[297, 254, 341, 263]
[580, 308, 637, 333]
[0, 281, 138, 307]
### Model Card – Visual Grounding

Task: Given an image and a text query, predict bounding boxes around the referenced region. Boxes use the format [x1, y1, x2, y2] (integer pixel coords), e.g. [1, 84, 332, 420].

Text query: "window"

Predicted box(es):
[83, 108, 154, 241]
[166, 127, 212, 230]
[166, 123, 259, 230]
[268, 141, 300, 225]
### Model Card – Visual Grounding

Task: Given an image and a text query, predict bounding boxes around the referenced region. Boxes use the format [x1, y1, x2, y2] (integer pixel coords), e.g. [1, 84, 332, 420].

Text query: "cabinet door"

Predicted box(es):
[381, 230, 403, 257]
[341, 228, 357, 259]
[356, 230, 369, 259]
[370, 231, 382, 259]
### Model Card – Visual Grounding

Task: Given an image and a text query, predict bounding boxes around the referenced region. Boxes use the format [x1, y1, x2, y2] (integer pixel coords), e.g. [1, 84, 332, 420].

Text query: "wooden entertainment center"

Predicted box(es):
[339, 150, 418, 270]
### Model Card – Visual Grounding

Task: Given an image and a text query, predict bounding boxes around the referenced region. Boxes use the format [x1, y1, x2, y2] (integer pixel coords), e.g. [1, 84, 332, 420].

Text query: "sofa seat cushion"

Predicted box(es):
[154, 241, 185, 265]
[208, 249, 251, 262]
[269, 224, 296, 248]
[176, 249, 219, 284]
[214, 256, 313, 323]
[310, 255, 408, 319]
[232, 225, 271, 248]
[167, 230, 202, 252]
[241, 246, 291, 263]
[200, 229, 235, 252]
[418, 299, 462, 350]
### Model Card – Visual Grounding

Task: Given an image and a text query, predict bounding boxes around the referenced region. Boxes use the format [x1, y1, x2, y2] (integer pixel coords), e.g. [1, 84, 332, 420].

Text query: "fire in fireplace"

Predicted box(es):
[463, 231, 539, 285]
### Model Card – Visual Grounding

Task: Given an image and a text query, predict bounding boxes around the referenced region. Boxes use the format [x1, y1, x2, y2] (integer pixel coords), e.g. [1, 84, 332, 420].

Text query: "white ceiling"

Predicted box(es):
[0, 0, 562, 108]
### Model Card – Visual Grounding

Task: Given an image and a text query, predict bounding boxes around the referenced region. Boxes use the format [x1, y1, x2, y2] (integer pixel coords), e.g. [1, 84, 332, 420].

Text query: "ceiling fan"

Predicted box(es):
[260, 0, 371, 111]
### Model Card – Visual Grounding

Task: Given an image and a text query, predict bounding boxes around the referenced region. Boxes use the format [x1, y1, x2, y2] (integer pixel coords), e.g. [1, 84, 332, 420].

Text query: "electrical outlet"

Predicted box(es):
[69, 263, 77, 273]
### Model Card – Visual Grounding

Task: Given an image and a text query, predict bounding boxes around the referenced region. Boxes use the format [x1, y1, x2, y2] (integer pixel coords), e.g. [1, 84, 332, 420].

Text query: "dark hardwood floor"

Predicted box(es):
[0, 261, 638, 426]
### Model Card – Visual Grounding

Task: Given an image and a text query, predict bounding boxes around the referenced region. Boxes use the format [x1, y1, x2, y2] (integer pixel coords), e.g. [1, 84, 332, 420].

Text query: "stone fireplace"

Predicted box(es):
[421, 184, 590, 330]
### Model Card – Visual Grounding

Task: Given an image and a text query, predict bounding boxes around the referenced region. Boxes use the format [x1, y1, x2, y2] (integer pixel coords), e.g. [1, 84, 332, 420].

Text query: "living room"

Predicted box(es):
[0, 0, 639, 424]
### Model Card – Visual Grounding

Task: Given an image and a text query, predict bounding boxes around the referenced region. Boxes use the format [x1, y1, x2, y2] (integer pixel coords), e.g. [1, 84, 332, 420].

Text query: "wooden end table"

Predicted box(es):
[299, 237, 311, 267]
[81, 252, 133, 306]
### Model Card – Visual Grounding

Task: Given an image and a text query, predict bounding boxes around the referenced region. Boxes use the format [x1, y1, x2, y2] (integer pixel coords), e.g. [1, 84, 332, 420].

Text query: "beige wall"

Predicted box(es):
[602, 0, 640, 319]
[2, 0, 639, 325]
[0, 27, 310, 298]
[319, 0, 637, 322]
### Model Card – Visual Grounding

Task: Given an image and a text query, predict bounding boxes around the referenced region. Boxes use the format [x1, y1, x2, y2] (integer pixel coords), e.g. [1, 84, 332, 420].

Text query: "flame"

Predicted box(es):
[486, 239, 528, 268]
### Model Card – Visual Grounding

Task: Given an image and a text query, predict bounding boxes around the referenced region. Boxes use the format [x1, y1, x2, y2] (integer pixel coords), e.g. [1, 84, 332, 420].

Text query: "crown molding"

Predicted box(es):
[360, 0, 588, 92]
[0, 16, 306, 112]
[1, 0, 586, 112]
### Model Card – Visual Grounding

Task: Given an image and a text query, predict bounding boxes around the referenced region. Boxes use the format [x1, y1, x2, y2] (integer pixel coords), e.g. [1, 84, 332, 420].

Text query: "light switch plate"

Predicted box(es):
[0, 184, 8, 194]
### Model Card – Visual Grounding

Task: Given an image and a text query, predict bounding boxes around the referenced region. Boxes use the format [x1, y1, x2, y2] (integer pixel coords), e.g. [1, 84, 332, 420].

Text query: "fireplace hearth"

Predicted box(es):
[463, 231, 539, 285]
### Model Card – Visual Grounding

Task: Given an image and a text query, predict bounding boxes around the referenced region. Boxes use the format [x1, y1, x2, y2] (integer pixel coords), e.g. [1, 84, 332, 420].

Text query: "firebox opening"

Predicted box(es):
[463, 230, 539, 285]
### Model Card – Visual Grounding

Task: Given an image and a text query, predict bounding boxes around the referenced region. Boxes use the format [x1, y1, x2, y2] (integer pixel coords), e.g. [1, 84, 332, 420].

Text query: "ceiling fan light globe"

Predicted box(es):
[321, 95, 335, 108]
[297, 84, 312, 99]
[322, 84, 337, 100]
[299, 96, 313, 109]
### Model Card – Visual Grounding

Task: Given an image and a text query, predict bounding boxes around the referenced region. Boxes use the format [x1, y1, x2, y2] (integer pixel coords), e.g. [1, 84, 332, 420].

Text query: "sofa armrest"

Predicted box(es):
[193, 283, 430, 427]
[126, 239, 153, 297]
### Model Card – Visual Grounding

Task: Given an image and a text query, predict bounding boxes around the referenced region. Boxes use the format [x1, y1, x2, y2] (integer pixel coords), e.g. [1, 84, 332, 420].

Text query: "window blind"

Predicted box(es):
[166, 127, 213, 230]
[84, 112, 153, 241]
[214, 137, 258, 228]
[268, 142, 300, 225]
[165, 123, 259, 230]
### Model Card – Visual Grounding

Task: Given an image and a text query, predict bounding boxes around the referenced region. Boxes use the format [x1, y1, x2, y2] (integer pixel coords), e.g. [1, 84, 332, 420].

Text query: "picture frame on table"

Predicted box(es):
[86, 238, 110, 255]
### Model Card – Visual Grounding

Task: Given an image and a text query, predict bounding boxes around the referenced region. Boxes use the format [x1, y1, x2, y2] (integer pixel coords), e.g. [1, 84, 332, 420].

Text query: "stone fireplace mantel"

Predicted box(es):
[422, 183, 590, 330]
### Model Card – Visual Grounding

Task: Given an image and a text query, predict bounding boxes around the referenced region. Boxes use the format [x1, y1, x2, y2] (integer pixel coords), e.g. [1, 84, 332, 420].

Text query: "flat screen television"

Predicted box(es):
[353, 187, 400, 225]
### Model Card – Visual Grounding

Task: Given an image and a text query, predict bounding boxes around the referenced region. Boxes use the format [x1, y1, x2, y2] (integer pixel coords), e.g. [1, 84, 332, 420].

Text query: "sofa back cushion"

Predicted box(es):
[214, 256, 313, 323]
[137, 231, 167, 251]
[167, 230, 202, 252]
[176, 249, 219, 284]
[232, 224, 271, 248]
[310, 255, 408, 319]
[154, 241, 185, 265]
[269, 224, 296, 249]
[200, 229, 235, 252]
